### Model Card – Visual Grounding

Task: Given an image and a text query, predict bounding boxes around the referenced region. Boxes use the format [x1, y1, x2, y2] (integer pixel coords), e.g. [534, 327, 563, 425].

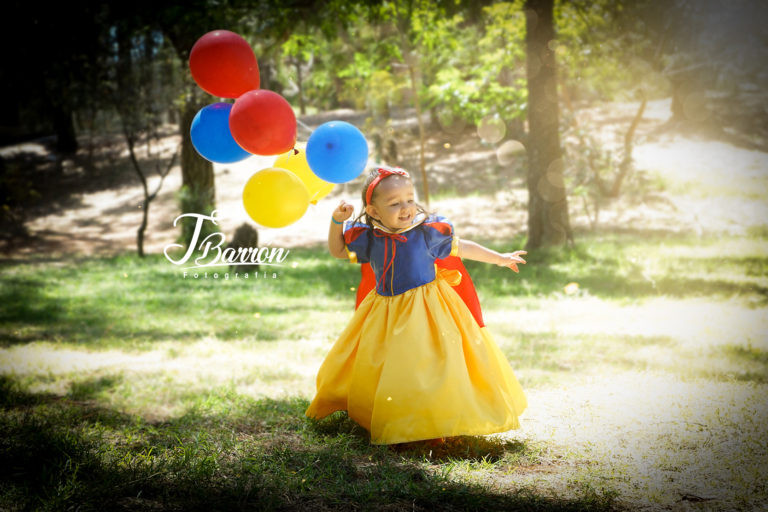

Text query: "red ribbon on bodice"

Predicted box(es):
[373, 229, 407, 294]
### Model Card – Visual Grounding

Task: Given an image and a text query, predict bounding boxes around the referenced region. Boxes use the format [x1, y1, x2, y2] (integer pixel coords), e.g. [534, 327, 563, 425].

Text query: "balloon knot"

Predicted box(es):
[293, 148, 299, 155]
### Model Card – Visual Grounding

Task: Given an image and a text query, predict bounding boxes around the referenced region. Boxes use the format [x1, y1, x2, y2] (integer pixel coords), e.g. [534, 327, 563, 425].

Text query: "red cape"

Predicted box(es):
[355, 256, 485, 328]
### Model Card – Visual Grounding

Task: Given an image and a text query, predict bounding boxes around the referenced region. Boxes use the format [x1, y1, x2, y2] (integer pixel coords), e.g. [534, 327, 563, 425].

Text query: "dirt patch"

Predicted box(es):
[509, 373, 768, 511]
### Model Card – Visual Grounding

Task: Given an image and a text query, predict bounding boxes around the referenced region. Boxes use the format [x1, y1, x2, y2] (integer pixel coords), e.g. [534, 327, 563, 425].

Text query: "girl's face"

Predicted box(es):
[366, 176, 417, 231]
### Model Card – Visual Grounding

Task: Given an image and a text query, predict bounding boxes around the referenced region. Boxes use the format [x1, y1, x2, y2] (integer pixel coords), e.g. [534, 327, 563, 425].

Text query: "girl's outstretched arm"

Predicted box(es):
[328, 200, 354, 259]
[458, 239, 527, 273]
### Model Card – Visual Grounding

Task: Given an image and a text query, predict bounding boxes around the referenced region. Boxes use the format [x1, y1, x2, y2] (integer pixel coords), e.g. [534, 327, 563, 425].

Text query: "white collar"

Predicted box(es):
[371, 212, 427, 235]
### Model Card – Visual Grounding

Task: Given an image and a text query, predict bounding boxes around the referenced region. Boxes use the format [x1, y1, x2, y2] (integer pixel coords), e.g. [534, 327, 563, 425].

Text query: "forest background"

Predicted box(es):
[1, 1, 767, 511]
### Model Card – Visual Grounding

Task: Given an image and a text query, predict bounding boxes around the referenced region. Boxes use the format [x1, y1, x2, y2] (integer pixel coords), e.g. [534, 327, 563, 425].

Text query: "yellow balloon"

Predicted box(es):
[273, 143, 335, 204]
[242, 167, 310, 228]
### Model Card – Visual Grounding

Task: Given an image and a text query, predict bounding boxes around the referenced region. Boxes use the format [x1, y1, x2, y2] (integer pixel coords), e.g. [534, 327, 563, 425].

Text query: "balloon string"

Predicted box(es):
[296, 119, 313, 133]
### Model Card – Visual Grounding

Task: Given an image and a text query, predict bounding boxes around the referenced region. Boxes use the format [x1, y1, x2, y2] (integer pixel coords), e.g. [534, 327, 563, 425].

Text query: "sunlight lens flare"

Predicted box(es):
[496, 140, 525, 165]
[477, 115, 506, 144]
[564, 282, 580, 295]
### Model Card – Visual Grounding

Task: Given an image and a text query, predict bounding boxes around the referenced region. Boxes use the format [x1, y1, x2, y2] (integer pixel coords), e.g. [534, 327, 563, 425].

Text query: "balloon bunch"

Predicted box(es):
[188, 30, 369, 228]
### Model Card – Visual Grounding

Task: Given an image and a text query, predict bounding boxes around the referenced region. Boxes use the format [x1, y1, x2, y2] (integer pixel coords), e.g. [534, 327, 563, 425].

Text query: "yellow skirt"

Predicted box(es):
[305, 277, 527, 445]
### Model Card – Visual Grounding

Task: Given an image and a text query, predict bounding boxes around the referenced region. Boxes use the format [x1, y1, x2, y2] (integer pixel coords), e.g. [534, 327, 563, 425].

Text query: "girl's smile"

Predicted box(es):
[366, 176, 417, 231]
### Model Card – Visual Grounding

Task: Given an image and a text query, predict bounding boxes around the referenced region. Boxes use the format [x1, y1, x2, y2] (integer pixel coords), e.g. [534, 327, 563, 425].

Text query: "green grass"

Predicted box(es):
[1, 230, 767, 510]
[465, 231, 768, 303]
[1, 250, 359, 349]
[3, 231, 765, 349]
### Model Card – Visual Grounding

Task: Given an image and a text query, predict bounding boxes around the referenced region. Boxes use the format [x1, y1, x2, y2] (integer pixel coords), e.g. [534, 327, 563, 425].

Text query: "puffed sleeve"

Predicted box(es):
[422, 215, 459, 260]
[343, 222, 371, 264]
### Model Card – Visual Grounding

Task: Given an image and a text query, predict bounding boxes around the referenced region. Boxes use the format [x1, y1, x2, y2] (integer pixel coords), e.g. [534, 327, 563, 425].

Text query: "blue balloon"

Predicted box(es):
[190, 103, 251, 163]
[306, 121, 369, 184]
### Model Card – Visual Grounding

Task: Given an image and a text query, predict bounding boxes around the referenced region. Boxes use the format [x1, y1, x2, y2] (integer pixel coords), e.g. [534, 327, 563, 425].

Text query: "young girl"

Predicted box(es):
[305, 166, 527, 445]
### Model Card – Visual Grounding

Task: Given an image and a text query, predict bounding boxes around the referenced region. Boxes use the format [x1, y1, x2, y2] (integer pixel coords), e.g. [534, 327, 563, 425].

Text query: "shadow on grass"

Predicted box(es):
[308, 410, 532, 462]
[718, 344, 768, 384]
[0, 252, 361, 347]
[0, 277, 329, 347]
[0, 376, 619, 511]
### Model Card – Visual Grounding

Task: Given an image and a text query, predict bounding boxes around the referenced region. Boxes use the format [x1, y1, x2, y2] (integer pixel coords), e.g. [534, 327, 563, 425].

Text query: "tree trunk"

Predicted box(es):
[159, 24, 218, 247]
[179, 99, 215, 245]
[52, 103, 78, 155]
[407, 58, 429, 207]
[137, 196, 149, 258]
[261, 59, 272, 91]
[524, 0, 572, 249]
[295, 57, 306, 116]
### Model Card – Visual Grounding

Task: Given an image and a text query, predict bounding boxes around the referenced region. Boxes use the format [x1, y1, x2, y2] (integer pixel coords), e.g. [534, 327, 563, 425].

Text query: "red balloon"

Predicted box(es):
[189, 30, 260, 98]
[229, 90, 297, 156]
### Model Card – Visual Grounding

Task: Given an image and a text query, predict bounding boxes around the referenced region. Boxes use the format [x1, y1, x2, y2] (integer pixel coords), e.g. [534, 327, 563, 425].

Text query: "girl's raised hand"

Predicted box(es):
[497, 250, 527, 273]
[332, 200, 354, 223]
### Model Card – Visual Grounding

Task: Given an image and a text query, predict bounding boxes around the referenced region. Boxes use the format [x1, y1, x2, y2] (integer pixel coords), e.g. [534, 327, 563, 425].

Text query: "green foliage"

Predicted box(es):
[336, 23, 404, 111]
[427, 2, 527, 125]
[275, 0, 668, 132]
[555, 1, 667, 103]
[273, 5, 401, 112]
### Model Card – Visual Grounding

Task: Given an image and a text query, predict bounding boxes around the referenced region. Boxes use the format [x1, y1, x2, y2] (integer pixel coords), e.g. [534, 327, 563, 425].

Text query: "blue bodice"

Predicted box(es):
[343, 215, 456, 296]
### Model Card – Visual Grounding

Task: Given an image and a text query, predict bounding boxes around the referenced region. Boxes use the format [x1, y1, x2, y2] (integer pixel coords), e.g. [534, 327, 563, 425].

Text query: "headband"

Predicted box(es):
[365, 167, 410, 205]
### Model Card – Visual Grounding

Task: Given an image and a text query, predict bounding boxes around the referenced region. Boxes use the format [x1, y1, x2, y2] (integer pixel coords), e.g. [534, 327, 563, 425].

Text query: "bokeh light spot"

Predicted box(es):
[477, 115, 506, 144]
[496, 140, 526, 165]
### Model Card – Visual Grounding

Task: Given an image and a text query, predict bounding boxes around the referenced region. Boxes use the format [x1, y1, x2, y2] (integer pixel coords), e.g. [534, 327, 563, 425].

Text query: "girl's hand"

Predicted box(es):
[332, 200, 354, 223]
[497, 250, 527, 273]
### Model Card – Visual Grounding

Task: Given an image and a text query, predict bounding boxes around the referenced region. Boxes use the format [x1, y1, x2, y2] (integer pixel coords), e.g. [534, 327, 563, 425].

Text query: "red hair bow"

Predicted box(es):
[365, 167, 410, 205]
